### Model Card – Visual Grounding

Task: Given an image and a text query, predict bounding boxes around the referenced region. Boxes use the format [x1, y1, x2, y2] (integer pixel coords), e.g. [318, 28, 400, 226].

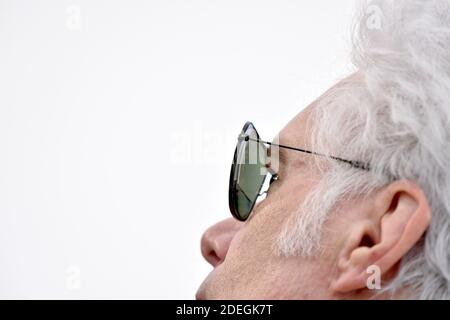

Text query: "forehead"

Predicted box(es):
[278, 73, 361, 146]
[278, 102, 316, 148]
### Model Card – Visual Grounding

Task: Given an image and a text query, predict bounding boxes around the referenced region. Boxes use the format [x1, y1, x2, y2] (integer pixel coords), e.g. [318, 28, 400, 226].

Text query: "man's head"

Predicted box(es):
[197, 0, 450, 299]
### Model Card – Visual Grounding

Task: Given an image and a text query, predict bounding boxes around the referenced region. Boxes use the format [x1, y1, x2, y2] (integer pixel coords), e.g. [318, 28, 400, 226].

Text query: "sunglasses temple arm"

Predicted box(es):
[246, 137, 370, 171]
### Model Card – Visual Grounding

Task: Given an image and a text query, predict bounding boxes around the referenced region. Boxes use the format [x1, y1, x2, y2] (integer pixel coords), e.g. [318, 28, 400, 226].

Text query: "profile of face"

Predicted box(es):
[196, 77, 432, 300]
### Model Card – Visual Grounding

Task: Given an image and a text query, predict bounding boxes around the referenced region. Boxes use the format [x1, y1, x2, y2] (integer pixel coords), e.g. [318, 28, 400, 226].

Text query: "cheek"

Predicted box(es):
[202, 184, 319, 298]
[273, 169, 320, 206]
[225, 198, 291, 265]
[203, 169, 325, 298]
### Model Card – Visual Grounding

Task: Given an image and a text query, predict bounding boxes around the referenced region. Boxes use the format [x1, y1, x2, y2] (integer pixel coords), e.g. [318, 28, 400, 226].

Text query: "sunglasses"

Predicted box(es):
[228, 121, 371, 221]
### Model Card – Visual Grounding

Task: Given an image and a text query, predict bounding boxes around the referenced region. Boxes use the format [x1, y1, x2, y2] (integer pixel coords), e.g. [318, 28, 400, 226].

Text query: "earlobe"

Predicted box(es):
[331, 180, 431, 295]
[332, 221, 380, 293]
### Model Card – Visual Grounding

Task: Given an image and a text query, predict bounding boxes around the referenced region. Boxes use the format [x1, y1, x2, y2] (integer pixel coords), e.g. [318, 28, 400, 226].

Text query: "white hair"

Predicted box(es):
[277, 0, 450, 299]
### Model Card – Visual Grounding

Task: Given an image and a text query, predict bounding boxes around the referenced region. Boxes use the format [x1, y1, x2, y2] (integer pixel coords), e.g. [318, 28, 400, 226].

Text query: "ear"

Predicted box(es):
[331, 180, 431, 294]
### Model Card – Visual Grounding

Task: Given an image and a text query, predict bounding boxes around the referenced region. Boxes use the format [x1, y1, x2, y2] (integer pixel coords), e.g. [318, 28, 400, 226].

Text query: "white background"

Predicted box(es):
[0, 0, 355, 299]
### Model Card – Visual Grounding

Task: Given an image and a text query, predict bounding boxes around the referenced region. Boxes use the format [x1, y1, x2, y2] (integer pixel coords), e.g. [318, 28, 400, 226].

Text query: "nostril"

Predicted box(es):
[201, 232, 218, 267]
[201, 233, 229, 267]
[202, 235, 232, 267]
[201, 233, 224, 267]
[206, 250, 221, 267]
[200, 218, 243, 267]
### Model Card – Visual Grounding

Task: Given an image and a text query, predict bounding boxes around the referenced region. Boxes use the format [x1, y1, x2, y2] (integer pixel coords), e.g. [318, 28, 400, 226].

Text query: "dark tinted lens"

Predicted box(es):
[229, 123, 268, 221]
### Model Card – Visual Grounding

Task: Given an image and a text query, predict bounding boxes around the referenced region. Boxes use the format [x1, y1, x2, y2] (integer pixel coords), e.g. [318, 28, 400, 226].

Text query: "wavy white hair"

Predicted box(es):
[277, 0, 450, 299]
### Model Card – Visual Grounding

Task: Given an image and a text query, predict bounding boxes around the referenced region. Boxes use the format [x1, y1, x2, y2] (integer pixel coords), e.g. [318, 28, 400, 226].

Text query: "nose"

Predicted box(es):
[200, 218, 244, 267]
